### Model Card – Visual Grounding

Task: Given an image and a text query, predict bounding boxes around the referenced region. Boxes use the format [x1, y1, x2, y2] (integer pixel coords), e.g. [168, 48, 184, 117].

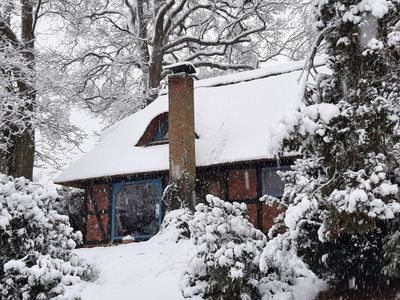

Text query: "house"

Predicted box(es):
[55, 59, 322, 245]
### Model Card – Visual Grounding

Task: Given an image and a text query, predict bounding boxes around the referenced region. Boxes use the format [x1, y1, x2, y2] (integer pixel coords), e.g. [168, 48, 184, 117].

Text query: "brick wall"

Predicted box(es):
[262, 203, 283, 233]
[203, 167, 284, 234]
[86, 214, 109, 242]
[246, 203, 258, 228]
[86, 183, 110, 243]
[228, 169, 257, 200]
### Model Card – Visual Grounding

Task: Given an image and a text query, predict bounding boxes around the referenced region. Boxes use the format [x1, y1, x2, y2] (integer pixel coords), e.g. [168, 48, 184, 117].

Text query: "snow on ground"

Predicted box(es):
[74, 232, 195, 300]
[71, 209, 324, 300]
[72, 229, 325, 300]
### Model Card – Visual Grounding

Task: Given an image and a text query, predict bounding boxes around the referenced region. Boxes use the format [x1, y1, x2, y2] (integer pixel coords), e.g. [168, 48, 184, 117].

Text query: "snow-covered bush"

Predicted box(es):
[259, 233, 326, 300]
[0, 174, 96, 299]
[159, 208, 192, 242]
[267, 0, 400, 289]
[55, 187, 86, 238]
[181, 196, 323, 299]
[182, 195, 266, 300]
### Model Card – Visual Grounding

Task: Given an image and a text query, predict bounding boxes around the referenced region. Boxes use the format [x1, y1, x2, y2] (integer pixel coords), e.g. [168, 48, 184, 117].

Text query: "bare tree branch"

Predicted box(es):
[163, 25, 265, 51]
[32, 0, 43, 33]
[192, 61, 254, 71]
[0, 17, 20, 47]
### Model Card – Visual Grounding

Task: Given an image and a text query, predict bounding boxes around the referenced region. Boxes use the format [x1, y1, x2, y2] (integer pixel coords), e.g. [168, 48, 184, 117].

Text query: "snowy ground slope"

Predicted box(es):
[73, 232, 325, 300]
[74, 233, 195, 300]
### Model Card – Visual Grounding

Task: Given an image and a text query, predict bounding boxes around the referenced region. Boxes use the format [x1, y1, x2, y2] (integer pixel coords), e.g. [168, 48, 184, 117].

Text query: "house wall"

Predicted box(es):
[85, 183, 111, 244]
[228, 168, 259, 228]
[197, 161, 290, 234]
[228, 169, 258, 200]
[81, 160, 290, 245]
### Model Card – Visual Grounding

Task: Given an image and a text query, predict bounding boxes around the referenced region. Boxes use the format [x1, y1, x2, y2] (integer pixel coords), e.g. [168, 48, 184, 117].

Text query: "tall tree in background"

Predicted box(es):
[0, 0, 84, 179]
[0, 0, 314, 177]
[268, 0, 400, 292]
[0, 0, 36, 179]
[50, 0, 309, 124]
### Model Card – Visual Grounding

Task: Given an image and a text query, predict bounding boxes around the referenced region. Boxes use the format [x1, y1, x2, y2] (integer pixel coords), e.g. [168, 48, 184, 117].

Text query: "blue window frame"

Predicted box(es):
[111, 178, 163, 241]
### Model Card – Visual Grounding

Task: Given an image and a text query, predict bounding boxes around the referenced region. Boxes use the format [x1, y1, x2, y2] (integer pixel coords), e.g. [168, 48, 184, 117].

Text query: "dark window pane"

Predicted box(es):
[114, 181, 160, 238]
[261, 167, 287, 197]
[153, 118, 168, 141]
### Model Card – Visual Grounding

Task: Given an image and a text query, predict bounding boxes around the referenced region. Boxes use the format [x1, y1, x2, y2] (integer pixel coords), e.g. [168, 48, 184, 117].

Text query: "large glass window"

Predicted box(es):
[112, 179, 162, 240]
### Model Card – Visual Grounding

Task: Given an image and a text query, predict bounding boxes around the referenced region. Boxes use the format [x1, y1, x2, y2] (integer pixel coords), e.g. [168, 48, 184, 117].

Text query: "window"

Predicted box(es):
[261, 166, 289, 233]
[112, 179, 162, 241]
[136, 112, 199, 146]
[261, 166, 289, 197]
[153, 117, 168, 142]
[136, 113, 169, 146]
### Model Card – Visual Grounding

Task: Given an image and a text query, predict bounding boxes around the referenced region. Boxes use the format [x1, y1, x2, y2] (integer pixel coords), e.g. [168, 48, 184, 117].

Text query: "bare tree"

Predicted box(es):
[49, 0, 308, 123]
[0, 0, 315, 177]
[0, 0, 85, 178]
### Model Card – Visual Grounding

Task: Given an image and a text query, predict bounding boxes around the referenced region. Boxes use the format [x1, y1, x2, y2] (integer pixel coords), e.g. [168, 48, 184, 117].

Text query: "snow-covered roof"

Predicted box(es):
[56, 59, 324, 184]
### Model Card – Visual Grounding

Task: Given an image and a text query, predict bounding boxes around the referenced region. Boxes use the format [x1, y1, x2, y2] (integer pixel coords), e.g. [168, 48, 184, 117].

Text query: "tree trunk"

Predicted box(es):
[144, 0, 171, 106]
[7, 131, 35, 179]
[0, 149, 7, 174]
[147, 54, 163, 105]
[135, 0, 151, 105]
[7, 0, 35, 180]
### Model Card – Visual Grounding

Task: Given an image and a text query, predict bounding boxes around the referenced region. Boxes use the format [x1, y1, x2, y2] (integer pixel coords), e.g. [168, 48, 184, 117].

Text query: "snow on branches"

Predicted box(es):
[182, 195, 266, 299]
[266, 0, 400, 287]
[51, 0, 308, 123]
[0, 174, 96, 299]
[181, 195, 324, 299]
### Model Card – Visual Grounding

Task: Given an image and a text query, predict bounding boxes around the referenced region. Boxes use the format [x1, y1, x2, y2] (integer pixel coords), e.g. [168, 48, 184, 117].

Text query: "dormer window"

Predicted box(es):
[136, 113, 169, 146]
[153, 117, 168, 142]
[136, 112, 199, 147]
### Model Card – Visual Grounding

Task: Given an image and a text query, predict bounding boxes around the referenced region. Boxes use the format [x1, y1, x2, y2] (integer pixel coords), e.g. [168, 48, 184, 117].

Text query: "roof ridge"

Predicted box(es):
[196, 58, 325, 88]
[159, 57, 325, 95]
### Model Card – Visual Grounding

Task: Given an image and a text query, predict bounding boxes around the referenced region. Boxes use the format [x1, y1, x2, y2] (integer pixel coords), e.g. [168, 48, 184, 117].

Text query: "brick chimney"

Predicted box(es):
[166, 63, 197, 210]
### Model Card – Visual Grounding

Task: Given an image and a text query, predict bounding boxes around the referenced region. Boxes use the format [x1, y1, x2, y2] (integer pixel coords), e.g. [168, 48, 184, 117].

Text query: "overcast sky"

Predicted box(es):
[33, 20, 103, 184]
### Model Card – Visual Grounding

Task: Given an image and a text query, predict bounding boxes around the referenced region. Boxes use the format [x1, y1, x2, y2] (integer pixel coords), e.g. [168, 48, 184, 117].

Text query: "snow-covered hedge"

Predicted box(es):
[181, 195, 325, 300]
[259, 232, 326, 300]
[0, 174, 96, 299]
[182, 195, 266, 299]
